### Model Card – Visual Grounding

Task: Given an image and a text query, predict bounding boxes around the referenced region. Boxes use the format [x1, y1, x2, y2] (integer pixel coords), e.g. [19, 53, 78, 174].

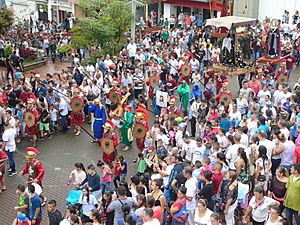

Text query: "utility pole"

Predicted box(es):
[131, 0, 136, 41]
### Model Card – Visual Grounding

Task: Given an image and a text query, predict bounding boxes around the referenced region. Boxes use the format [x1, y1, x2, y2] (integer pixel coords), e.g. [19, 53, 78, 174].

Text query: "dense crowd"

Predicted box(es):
[0, 9, 300, 225]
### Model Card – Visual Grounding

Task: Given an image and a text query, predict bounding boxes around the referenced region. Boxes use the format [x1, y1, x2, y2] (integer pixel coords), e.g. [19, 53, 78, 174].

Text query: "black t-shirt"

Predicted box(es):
[175, 173, 187, 188]
[40, 109, 50, 123]
[48, 209, 63, 225]
[7, 91, 17, 107]
[13, 88, 22, 99]
[199, 183, 214, 210]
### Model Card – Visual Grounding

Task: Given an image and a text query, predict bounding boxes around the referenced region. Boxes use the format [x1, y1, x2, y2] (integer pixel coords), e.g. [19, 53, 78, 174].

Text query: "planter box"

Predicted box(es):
[24, 58, 47, 71]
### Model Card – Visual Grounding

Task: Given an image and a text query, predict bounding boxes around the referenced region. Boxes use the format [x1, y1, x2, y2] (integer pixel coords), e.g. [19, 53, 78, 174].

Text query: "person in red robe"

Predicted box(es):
[24, 98, 39, 147]
[70, 88, 84, 136]
[275, 62, 289, 87]
[134, 111, 149, 151]
[21, 147, 47, 206]
[165, 96, 180, 116]
[101, 120, 118, 165]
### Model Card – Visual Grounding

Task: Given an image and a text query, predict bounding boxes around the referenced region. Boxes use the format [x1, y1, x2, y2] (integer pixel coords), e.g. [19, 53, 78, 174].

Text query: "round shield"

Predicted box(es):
[181, 64, 191, 77]
[70, 97, 84, 113]
[277, 75, 288, 85]
[100, 138, 114, 154]
[109, 91, 120, 105]
[150, 76, 159, 89]
[24, 111, 35, 128]
[133, 124, 147, 139]
[219, 93, 232, 106]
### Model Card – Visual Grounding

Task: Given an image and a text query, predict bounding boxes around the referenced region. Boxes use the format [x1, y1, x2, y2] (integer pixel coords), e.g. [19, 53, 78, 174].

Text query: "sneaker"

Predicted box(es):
[8, 171, 17, 177]
[7, 168, 12, 172]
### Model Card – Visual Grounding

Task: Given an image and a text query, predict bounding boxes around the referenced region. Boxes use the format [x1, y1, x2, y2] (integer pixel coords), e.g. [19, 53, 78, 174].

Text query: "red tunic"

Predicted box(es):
[21, 159, 45, 187]
[70, 97, 84, 125]
[178, 63, 192, 84]
[24, 108, 40, 135]
[166, 106, 180, 116]
[135, 120, 149, 151]
[101, 132, 118, 164]
[147, 75, 160, 100]
[0, 150, 8, 182]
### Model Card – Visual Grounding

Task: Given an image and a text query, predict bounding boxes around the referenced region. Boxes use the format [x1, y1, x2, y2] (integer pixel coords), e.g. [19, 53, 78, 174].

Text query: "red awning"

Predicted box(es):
[149, 0, 224, 11]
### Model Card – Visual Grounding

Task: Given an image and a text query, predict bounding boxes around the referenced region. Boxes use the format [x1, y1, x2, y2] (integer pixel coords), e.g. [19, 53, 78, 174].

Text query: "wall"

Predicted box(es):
[233, 0, 259, 19]
[6, 0, 38, 22]
[258, 0, 300, 21]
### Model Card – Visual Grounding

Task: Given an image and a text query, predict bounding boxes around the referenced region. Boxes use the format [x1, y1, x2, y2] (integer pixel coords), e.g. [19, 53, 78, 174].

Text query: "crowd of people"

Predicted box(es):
[0, 7, 300, 225]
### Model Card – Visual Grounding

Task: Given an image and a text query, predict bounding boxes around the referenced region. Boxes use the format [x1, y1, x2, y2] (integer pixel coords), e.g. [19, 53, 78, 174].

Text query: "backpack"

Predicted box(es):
[173, 200, 189, 224]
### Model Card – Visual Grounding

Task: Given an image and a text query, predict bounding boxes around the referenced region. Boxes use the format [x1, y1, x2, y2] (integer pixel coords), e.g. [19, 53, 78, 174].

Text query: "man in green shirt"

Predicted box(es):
[285, 163, 300, 224]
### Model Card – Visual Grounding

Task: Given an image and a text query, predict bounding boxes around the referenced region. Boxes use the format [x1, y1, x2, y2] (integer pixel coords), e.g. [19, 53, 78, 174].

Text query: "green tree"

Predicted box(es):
[0, 7, 14, 35]
[71, 0, 133, 55]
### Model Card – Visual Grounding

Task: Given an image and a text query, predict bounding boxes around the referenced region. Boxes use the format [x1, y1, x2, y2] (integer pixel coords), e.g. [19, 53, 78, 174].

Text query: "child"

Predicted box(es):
[137, 153, 147, 176]
[39, 102, 50, 139]
[49, 104, 58, 133]
[113, 158, 121, 189]
[14, 184, 29, 217]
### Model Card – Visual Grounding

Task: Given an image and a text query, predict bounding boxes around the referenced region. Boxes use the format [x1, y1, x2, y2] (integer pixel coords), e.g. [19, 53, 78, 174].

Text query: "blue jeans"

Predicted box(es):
[60, 115, 68, 132]
[253, 51, 260, 60]
[164, 188, 170, 203]
[285, 207, 300, 225]
[287, 67, 292, 77]
[5, 150, 16, 172]
[101, 182, 111, 195]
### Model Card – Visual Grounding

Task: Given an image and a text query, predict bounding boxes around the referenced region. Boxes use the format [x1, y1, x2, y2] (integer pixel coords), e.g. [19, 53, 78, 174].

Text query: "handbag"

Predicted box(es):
[257, 174, 266, 182]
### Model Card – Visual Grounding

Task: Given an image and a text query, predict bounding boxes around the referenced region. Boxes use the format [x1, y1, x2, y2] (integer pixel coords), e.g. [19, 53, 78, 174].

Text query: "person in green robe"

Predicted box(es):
[177, 80, 190, 113]
[120, 105, 134, 151]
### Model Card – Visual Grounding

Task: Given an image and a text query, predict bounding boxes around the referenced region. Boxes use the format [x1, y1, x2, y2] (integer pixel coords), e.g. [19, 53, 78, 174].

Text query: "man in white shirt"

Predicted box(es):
[191, 140, 205, 165]
[86, 62, 95, 77]
[127, 40, 137, 61]
[184, 166, 197, 225]
[2, 123, 17, 176]
[135, 48, 145, 63]
[181, 134, 196, 163]
[257, 130, 274, 160]
[142, 208, 160, 225]
[226, 133, 247, 170]
[190, 57, 200, 73]
[56, 97, 69, 133]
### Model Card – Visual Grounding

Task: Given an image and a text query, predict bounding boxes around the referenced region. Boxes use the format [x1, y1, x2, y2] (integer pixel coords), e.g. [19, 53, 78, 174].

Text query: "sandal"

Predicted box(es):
[2, 187, 6, 191]
[41, 197, 47, 207]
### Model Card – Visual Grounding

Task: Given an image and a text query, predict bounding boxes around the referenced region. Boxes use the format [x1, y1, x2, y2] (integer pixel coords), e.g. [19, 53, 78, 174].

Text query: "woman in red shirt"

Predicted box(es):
[170, 186, 187, 225]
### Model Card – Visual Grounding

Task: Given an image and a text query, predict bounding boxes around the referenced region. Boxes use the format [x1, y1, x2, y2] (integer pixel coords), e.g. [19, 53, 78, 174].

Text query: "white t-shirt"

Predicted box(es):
[249, 196, 276, 222]
[194, 208, 213, 225]
[226, 144, 247, 170]
[185, 177, 197, 210]
[143, 218, 160, 225]
[191, 145, 205, 165]
[182, 140, 196, 161]
[70, 169, 86, 184]
[127, 43, 137, 57]
[2, 128, 16, 152]
[162, 164, 174, 187]
[58, 98, 69, 116]
[258, 139, 274, 160]
[50, 108, 58, 121]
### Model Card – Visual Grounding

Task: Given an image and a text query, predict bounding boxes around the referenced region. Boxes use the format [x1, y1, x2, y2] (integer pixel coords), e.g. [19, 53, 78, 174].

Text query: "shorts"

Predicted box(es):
[39, 122, 49, 131]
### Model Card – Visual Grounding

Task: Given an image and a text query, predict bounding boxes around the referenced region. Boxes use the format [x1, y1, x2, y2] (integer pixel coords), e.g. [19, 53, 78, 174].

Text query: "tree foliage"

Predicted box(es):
[0, 7, 14, 35]
[71, 0, 134, 55]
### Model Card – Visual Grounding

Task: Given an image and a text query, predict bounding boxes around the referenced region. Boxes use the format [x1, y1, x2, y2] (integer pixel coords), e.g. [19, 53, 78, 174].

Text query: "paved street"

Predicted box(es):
[0, 60, 299, 224]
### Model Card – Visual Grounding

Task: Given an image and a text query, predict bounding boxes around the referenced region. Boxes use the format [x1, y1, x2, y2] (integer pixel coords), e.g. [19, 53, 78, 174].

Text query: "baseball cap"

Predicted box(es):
[17, 213, 29, 221]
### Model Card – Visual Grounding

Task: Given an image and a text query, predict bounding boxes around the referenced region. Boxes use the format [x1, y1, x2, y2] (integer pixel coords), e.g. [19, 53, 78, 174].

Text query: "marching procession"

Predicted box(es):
[0, 4, 300, 225]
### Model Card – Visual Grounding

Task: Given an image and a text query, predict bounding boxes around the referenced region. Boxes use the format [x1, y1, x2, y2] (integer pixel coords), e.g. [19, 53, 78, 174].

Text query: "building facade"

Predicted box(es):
[5, 0, 74, 23]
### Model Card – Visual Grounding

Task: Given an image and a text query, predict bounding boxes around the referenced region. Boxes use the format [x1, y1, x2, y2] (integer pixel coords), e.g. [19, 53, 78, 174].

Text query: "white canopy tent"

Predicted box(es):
[205, 16, 258, 30]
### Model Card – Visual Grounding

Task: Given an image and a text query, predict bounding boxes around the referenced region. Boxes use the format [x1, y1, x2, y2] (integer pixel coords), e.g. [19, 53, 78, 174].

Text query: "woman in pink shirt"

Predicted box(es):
[248, 75, 262, 95]
[97, 161, 112, 195]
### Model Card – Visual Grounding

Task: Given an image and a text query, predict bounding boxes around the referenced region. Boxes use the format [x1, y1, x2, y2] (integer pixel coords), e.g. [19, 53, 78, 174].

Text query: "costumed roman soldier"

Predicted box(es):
[147, 64, 160, 101]
[165, 96, 180, 128]
[21, 147, 47, 206]
[100, 120, 118, 164]
[275, 62, 289, 87]
[70, 88, 84, 136]
[133, 111, 149, 151]
[178, 53, 192, 84]
[88, 99, 107, 142]
[216, 79, 233, 111]
[107, 78, 122, 112]
[24, 98, 40, 147]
